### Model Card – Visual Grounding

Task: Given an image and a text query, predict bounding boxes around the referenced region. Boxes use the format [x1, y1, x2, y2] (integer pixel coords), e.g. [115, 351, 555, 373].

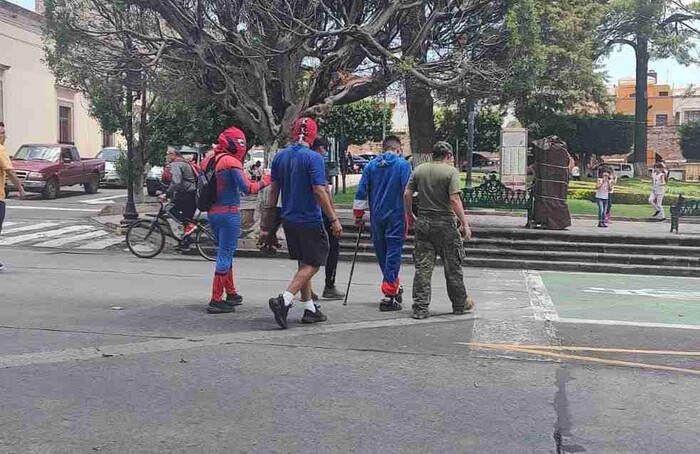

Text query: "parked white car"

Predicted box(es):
[610, 163, 634, 179]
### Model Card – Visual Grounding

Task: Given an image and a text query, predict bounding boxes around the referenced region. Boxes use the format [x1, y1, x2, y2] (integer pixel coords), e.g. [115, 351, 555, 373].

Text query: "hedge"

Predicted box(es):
[567, 189, 676, 205]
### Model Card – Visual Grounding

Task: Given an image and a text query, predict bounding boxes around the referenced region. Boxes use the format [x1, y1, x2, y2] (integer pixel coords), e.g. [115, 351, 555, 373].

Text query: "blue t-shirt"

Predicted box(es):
[271, 143, 326, 226]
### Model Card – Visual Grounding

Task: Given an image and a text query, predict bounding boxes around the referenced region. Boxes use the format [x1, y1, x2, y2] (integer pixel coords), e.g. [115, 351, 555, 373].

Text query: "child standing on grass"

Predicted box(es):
[596, 168, 612, 228]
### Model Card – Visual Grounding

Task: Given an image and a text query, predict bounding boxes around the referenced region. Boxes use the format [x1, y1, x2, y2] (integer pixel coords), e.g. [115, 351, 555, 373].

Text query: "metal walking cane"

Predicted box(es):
[343, 223, 364, 306]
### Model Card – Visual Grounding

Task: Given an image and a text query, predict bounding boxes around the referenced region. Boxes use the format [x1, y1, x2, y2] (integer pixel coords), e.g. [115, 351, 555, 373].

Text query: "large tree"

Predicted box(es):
[44, 0, 163, 204]
[598, 0, 700, 167]
[112, 0, 513, 154]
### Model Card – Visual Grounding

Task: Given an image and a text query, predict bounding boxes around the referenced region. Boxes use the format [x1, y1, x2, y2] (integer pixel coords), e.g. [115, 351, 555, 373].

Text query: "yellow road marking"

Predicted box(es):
[460, 343, 700, 377]
[459, 343, 700, 356]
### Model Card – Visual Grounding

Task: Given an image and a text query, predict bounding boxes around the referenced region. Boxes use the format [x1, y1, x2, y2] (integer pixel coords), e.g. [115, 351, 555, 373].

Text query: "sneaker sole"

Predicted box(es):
[322, 294, 344, 300]
[412, 314, 429, 320]
[207, 306, 235, 314]
[301, 315, 328, 324]
[379, 305, 403, 312]
[269, 299, 288, 329]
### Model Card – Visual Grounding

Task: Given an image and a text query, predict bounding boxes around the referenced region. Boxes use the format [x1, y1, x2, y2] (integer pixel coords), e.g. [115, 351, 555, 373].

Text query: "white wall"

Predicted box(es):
[0, 6, 104, 157]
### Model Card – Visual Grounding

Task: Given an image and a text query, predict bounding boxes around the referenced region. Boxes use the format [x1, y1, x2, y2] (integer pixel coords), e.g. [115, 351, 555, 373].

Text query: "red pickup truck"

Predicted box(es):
[8, 144, 106, 199]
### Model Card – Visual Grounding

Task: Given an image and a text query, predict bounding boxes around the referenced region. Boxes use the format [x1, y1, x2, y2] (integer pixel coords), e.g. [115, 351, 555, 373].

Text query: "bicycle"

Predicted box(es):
[125, 199, 218, 261]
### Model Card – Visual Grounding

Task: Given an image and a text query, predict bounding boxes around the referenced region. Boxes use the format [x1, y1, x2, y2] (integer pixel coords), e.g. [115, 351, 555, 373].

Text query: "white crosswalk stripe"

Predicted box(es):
[35, 230, 109, 248]
[0, 220, 124, 250]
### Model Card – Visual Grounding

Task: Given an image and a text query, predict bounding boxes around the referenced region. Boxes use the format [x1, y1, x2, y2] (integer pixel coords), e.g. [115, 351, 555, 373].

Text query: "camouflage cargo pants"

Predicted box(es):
[412, 215, 468, 313]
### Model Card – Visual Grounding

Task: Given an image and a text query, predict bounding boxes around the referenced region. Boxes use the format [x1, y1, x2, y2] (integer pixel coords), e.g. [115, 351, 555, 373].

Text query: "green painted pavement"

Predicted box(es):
[540, 272, 700, 326]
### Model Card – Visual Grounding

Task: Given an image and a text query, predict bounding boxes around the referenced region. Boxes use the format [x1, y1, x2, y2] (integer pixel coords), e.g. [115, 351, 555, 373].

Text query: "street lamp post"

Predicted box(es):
[121, 86, 138, 225]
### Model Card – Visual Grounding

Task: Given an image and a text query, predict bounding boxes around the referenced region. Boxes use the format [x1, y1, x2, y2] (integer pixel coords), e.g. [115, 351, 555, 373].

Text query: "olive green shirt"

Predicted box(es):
[407, 161, 461, 215]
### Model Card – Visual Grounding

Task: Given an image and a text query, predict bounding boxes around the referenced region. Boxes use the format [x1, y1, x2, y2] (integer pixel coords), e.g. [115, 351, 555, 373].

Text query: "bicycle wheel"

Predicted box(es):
[126, 219, 166, 258]
[195, 225, 218, 261]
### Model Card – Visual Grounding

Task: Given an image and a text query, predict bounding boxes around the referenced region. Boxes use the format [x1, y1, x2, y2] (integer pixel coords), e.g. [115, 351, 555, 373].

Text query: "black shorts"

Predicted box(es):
[0, 200, 5, 234]
[283, 221, 329, 267]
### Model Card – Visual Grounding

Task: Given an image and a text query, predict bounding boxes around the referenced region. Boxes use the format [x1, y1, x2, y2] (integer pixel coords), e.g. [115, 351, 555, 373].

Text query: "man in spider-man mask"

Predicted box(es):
[201, 126, 270, 314]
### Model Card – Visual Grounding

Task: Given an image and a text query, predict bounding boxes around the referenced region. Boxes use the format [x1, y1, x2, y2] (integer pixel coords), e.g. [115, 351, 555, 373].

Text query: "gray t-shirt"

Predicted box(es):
[407, 161, 461, 215]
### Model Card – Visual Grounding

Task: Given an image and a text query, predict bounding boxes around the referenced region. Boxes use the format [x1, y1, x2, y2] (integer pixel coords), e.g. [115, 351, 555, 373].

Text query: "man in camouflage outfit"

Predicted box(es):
[404, 141, 474, 319]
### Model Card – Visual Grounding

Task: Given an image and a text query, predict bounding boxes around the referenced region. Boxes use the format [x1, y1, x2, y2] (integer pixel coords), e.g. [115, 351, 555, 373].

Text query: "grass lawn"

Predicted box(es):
[334, 186, 658, 218]
[569, 177, 700, 198]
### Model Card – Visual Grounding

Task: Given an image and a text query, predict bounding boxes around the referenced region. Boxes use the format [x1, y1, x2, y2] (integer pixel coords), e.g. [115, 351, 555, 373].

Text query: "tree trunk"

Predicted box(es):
[400, 7, 435, 167]
[633, 36, 649, 175]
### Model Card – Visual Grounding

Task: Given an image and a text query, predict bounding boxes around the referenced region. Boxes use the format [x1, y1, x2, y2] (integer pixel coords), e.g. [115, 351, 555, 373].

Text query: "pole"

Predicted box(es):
[466, 99, 476, 187]
[342, 224, 364, 307]
[382, 90, 387, 142]
[121, 85, 138, 225]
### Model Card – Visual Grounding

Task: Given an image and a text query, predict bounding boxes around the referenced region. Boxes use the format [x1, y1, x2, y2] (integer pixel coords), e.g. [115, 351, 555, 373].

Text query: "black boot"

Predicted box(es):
[322, 285, 345, 300]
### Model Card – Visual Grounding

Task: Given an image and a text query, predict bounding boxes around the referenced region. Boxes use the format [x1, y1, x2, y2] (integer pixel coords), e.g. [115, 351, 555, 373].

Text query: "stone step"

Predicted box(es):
[337, 237, 700, 258]
[336, 241, 699, 268]
[235, 249, 700, 278]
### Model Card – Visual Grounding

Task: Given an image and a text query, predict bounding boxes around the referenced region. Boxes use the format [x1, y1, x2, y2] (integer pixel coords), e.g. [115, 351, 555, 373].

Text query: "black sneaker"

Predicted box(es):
[395, 286, 404, 305]
[379, 297, 402, 312]
[322, 286, 345, 300]
[652, 210, 660, 218]
[207, 300, 236, 314]
[0, 263, 4, 271]
[269, 295, 290, 329]
[301, 309, 328, 324]
[226, 293, 243, 306]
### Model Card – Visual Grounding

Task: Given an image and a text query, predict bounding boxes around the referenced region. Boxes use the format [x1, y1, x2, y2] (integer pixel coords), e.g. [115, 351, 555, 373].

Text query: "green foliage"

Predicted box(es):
[435, 107, 504, 153]
[679, 120, 700, 161]
[529, 113, 634, 156]
[318, 101, 392, 145]
[506, 0, 609, 120]
[113, 148, 135, 183]
[147, 101, 233, 166]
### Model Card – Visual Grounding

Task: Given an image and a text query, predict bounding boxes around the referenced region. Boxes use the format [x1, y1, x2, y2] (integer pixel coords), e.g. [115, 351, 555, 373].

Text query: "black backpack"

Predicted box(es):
[196, 155, 224, 212]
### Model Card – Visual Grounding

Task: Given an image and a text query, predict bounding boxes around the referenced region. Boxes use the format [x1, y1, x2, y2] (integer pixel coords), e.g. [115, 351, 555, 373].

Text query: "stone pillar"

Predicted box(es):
[500, 122, 528, 190]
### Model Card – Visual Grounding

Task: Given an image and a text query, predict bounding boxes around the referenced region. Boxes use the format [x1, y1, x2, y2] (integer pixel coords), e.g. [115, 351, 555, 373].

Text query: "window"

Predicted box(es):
[655, 114, 668, 126]
[629, 93, 636, 98]
[659, 91, 669, 97]
[58, 103, 73, 143]
[685, 111, 700, 123]
[102, 131, 114, 147]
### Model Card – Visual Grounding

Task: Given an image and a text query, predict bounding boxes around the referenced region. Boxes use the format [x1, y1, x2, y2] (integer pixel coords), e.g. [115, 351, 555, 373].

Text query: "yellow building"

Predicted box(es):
[0, 0, 109, 157]
[615, 72, 675, 126]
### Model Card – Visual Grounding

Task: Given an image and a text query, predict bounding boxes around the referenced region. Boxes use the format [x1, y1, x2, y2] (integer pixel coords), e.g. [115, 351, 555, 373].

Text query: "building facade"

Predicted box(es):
[0, 0, 107, 157]
[672, 87, 700, 125]
[615, 73, 675, 126]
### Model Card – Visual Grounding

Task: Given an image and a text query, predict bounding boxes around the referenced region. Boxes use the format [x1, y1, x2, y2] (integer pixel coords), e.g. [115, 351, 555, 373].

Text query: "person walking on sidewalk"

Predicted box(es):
[311, 137, 344, 300]
[404, 141, 473, 320]
[353, 135, 412, 311]
[264, 118, 342, 329]
[0, 122, 27, 271]
[201, 127, 270, 314]
[649, 163, 667, 220]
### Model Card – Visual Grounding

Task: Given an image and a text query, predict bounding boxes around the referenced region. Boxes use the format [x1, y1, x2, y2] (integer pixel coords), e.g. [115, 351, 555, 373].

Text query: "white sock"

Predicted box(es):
[283, 291, 295, 307]
[300, 300, 316, 313]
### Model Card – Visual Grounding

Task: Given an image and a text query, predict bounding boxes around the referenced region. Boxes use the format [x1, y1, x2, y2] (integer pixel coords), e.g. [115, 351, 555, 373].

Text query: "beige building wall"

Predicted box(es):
[0, 1, 104, 157]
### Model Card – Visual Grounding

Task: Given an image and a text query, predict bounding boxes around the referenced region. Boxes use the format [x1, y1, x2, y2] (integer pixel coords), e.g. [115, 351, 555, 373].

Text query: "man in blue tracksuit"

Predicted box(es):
[353, 135, 412, 311]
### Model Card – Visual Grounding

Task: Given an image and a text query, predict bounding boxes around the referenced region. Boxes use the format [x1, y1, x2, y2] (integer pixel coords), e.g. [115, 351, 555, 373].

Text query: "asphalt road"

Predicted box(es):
[0, 244, 698, 453]
[2, 187, 131, 221]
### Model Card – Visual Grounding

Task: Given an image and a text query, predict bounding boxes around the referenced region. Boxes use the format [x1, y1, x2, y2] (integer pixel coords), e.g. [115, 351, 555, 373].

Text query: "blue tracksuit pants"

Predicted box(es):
[371, 215, 405, 295]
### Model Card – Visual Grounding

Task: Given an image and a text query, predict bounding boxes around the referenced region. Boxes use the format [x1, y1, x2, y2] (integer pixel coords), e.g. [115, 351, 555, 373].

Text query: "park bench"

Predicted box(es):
[670, 195, 700, 233]
[461, 174, 534, 227]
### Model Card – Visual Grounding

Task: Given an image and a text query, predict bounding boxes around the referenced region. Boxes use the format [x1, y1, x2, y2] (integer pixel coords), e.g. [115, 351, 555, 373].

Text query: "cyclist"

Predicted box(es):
[201, 126, 270, 314]
[160, 148, 199, 249]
